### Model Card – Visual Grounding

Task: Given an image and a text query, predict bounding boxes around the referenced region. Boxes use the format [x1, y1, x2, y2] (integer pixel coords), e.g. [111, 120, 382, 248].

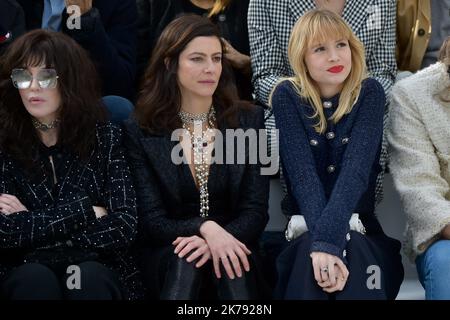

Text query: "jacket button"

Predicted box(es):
[346, 233, 351, 241]
[343, 249, 347, 257]
[327, 165, 335, 173]
[418, 28, 426, 36]
[310, 139, 318, 146]
[323, 101, 332, 108]
[342, 137, 349, 144]
[326, 132, 335, 139]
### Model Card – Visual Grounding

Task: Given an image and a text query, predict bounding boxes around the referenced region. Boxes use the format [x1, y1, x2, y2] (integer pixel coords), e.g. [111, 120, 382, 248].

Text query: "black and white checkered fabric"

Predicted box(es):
[248, 0, 397, 203]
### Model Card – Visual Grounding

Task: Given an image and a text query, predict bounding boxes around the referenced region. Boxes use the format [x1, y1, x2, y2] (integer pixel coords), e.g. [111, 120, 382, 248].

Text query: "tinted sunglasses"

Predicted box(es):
[10, 68, 59, 89]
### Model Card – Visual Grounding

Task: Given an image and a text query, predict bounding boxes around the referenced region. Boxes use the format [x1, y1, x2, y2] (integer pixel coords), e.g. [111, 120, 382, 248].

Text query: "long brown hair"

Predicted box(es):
[135, 14, 240, 133]
[0, 30, 107, 168]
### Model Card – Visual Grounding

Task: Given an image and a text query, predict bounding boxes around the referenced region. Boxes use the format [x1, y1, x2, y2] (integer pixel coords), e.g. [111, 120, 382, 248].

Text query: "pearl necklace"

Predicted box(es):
[179, 106, 216, 218]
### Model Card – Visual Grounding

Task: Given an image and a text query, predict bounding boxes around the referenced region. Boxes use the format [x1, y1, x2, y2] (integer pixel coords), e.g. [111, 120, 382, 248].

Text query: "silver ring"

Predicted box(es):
[321, 267, 328, 273]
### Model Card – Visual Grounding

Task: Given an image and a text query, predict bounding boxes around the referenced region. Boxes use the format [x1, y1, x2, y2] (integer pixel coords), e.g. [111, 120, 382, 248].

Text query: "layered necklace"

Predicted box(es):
[32, 118, 60, 131]
[178, 106, 216, 218]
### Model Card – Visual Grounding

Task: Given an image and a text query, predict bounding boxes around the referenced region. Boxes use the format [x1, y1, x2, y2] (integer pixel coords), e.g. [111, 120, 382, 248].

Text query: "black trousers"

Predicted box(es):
[141, 246, 263, 300]
[0, 261, 123, 300]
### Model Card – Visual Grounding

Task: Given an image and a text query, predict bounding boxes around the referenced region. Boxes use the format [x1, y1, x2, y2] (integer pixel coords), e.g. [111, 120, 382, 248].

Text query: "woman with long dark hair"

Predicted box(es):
[125, 15, 269, 300]
[0, 30, 141, 300]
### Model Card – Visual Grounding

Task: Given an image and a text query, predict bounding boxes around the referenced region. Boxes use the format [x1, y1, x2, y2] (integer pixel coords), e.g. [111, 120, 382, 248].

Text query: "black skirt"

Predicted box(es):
[274, 231, 404, 300]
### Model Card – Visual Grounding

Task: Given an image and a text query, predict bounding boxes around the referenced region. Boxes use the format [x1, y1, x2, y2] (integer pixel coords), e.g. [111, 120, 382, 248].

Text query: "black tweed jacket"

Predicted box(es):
[123, 106, 269, 249]
[0, 123, 143, 300]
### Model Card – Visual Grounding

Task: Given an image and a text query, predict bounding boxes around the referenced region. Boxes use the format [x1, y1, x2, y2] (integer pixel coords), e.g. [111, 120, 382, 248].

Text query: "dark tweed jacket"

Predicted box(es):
[272, 78, 386, 261]
[123, 106, 269, 248]
[0, 123, 142, 300]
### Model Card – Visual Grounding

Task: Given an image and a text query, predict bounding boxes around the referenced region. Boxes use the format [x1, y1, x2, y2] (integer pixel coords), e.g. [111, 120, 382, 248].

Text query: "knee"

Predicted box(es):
[422, 240, 450, 271]
[168, 256, 203, 280]
[76, 261, 119, 286]
[2, 263, 61, 300]
[8, 263, 59, 286]
[65, 261, 122, 300]
[160, 256, 204, 300]
[102, 95, 134, 124]
[217, 269, 258, 300]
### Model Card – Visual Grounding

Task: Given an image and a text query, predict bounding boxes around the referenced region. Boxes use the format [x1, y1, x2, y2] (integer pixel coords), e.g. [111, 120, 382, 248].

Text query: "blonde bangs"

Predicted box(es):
[306, 16, 352, 50]
[280, 9, 366, 134]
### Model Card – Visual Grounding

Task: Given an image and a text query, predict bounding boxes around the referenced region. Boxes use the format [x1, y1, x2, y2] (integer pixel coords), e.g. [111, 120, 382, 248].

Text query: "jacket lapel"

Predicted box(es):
[219, 120, 246, 210]
[140, 134, 181, 203]
[139, 122, 249, 210]
[228, 163, 245, 211]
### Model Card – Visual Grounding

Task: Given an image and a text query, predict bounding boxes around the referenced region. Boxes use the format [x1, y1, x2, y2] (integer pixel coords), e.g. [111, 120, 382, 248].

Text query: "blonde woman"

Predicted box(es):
[271, 10, 403, 300]
[388, 37, 450, 300]
[136, 0, 252, 100]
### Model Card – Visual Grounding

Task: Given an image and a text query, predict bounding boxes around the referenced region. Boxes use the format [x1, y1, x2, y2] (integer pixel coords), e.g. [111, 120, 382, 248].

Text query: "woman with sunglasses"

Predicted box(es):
[0, 30, 141, 300]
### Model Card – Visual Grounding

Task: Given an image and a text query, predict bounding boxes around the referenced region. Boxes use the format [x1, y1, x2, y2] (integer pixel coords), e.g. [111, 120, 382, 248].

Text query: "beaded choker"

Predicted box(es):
[32, 118, 60, 131]
[178, 107, 215, 124]
[178, 106, 216, 218]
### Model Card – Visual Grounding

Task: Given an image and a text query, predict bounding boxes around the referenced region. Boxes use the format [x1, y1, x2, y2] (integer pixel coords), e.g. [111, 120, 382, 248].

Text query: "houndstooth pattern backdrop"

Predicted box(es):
[248, 0, 397, 204]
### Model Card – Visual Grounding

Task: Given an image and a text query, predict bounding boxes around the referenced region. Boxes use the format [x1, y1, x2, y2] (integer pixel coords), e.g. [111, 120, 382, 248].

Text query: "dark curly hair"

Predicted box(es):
[0, 29, 107, 168]
[135, 14, 245, 133]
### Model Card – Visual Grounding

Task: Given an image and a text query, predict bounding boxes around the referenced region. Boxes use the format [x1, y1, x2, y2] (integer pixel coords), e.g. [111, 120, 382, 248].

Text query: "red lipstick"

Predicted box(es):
[327, 65, 344, 73]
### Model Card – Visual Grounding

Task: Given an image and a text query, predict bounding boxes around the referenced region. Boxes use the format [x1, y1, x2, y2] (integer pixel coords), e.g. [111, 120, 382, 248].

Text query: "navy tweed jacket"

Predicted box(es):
[272, 78, 385, 260]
